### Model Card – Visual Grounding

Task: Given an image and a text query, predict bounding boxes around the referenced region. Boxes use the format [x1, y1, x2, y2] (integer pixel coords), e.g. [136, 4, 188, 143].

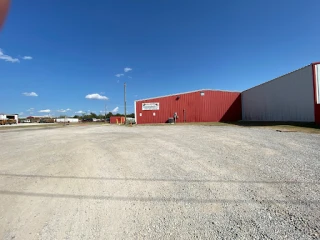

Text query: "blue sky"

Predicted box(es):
[1, 0, 320, 117]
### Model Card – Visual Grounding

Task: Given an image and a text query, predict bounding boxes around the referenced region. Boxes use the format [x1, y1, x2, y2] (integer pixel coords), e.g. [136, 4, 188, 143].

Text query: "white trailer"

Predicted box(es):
[56, 118, 79, 123]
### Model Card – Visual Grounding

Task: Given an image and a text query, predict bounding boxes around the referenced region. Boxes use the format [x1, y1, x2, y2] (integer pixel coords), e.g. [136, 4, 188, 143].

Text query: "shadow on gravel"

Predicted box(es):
[0, 190, 319, 205]
[0, 173, 318, 185]
[224, 121, 320, 132]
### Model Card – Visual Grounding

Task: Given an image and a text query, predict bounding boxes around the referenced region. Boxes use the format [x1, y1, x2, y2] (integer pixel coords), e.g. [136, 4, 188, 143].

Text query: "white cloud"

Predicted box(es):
[115, 73, 124, 78]
[19, 112, 24, 116]
[124, 67, 132, 73]
[0, 49, 20, 63]
[22, 56, 32, 60]
[26, 108, 34, 114]
[22, 92, 38, 97]
[112, 107, 119, 113]
[39, 109, 51, 113]
[57, 108, 72, 113]
[128, 76, 132, 79]
[75, 110, 84, 114]
[85, 93, 108, 100]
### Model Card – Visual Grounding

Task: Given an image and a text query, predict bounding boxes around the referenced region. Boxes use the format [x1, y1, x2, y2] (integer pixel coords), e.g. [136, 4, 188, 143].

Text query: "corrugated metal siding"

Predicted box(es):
[110, 116, 125, 124]
[135, 90, 241, 124]
[313, 63, 320, 124]
[242, 65, 315, 122]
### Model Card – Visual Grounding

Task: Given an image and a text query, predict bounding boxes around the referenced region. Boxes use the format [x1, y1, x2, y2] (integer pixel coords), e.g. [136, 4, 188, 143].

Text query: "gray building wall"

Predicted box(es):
[242, 65, 315, 122]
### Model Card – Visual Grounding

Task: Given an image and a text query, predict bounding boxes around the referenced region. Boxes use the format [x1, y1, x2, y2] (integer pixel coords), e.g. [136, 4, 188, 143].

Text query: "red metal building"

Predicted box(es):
[135, 89, 241, 124]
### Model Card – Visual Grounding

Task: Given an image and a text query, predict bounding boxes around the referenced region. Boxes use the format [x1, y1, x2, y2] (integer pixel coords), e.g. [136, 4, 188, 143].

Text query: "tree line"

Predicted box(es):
[68, 112, 135, 120]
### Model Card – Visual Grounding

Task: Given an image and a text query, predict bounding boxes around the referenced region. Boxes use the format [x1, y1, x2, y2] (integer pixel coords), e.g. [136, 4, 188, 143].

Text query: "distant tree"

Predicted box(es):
[89, 112, 97, 119]
[97, 114, 104, 119]
[73, 115, 79, 118]
[127, 113, 135, 118]
[106, 112, 113, 118]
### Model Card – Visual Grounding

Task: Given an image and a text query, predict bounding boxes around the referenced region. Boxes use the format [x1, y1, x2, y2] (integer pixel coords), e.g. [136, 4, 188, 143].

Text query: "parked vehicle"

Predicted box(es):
[82, 118, 93, 122]
[126, 117, 136, 124]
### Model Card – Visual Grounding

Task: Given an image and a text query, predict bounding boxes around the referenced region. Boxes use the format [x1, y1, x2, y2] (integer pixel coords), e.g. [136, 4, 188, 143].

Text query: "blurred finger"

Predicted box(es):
[0, 0, 10, 30]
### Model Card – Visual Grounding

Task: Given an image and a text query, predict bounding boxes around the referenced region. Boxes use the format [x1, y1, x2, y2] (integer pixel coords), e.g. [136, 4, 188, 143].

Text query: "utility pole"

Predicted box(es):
[104, 103, 107, 122]
[124, 82, 127, 124]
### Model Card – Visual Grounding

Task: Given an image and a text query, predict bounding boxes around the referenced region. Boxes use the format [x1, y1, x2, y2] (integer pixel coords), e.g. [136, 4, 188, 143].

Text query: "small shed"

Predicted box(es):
[110, 116, 125, 124]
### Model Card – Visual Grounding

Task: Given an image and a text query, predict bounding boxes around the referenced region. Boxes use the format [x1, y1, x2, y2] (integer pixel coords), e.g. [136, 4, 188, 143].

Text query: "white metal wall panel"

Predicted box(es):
[134, 101, 137, 124]
[242, 65, 315, 122]
[316, 64, 320, 104]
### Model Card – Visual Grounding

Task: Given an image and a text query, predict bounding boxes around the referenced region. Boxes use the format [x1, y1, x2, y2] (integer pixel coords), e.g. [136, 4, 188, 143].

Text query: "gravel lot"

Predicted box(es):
[0, 125, 319, 239]
[0, 123, 57, 128]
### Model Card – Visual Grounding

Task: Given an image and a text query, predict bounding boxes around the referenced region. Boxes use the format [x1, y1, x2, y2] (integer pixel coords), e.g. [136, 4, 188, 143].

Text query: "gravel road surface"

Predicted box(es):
[0, 123, 57, 128]
[0, 125, 319, 239]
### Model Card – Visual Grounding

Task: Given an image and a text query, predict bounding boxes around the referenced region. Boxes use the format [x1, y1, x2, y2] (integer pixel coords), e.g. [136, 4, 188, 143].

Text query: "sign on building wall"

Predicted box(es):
[142, 103, 160, 110]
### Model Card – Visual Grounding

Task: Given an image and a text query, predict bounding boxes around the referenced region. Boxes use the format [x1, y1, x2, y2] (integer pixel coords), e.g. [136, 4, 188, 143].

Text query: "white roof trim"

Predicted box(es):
[135, 89, 240, 102]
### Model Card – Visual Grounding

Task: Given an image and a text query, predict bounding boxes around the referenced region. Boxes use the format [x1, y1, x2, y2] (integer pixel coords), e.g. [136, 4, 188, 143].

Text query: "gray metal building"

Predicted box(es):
[242, 63, 320, 123]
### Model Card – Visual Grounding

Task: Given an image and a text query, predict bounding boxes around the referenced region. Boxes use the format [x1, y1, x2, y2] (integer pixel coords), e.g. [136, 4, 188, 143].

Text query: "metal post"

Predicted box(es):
[105, 103, 107, 122]
[124, 82, 127, 124]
